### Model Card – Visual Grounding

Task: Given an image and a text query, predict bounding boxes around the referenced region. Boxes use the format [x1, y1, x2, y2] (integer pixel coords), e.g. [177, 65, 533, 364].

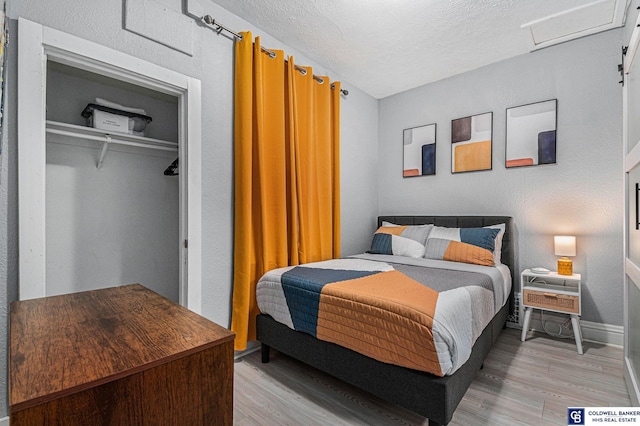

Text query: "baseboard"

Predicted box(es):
[580, 320, 624, 346]
[234, 340, 261, 360]
[0, 416, 8, 426]
[516, 314, 624, 347]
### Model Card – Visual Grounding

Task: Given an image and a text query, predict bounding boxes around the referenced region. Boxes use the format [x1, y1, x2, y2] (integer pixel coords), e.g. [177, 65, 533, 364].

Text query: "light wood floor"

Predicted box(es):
[233, 328, 632, 425]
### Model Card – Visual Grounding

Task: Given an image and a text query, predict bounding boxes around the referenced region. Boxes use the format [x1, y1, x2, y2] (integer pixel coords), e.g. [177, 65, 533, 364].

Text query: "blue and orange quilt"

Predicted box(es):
[256, 254, 511, 376]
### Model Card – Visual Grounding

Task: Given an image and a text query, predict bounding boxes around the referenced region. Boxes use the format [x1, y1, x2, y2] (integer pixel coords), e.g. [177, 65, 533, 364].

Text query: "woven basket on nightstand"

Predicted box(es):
[523, 289, 579, 314]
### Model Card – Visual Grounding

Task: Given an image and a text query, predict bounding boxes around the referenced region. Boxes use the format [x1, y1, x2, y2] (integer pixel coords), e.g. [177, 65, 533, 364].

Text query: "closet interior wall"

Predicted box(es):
[45, 61, 180, 302]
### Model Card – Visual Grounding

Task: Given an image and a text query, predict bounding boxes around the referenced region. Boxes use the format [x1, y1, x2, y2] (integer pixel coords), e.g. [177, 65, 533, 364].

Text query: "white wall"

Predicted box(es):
[378, 29, 624, 326]
[0, 18, 18, 419]
[46, 143, 180, 301]
[1, 0, 379, 417]
[45, 64, 180, 301]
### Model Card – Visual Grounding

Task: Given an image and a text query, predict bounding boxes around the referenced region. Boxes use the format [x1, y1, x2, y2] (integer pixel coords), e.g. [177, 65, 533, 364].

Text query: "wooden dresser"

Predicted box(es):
[9, 284, 235, 425]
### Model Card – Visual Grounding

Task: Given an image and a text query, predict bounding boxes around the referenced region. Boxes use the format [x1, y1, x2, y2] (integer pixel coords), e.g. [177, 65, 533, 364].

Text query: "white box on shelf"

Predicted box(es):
[82, 103, 152, 136]
[92, 109, 130, 133]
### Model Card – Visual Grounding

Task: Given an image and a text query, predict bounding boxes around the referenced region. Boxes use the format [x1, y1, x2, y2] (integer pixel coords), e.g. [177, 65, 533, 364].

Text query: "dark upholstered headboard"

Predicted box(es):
[378, 215, 515, 314]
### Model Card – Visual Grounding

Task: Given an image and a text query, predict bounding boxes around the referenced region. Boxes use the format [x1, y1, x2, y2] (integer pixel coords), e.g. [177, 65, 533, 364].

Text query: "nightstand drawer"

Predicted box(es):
[523, 289, 579, 314]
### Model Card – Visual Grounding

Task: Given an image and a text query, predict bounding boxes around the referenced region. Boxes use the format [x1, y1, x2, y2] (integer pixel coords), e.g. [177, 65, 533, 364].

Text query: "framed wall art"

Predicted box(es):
[451, 112, 492, 173]
[505, 99, 557, 168]
[403, 123, 436, 177]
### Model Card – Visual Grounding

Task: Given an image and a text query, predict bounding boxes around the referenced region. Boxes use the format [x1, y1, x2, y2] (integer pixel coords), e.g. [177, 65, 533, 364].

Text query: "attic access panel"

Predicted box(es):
[521, 0, 628, 51]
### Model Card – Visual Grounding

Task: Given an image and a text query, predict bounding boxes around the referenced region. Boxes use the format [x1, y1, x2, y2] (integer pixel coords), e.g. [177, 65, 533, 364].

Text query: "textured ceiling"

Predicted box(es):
[209, 0, 628, 99]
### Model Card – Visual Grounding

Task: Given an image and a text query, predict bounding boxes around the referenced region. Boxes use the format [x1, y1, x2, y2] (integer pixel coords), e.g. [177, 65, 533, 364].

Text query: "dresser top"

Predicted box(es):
[10, 284, 235, 411]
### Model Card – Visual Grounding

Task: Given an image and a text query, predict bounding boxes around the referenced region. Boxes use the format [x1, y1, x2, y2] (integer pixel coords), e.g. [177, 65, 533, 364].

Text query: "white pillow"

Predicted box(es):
[380, 221, 433, 246]
[369, 232, 426, 258]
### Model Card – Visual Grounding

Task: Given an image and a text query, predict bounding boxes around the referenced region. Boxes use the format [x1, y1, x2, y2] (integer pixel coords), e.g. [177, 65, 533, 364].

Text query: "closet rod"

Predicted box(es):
[202, 14, 349, 96]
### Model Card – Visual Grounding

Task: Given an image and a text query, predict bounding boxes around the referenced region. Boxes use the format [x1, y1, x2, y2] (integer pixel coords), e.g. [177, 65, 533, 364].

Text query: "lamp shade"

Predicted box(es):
[554, 236, 576, 257]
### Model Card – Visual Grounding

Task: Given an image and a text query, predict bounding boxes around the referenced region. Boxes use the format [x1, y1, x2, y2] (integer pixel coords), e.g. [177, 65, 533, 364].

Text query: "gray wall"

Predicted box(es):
[1, 0, 380, 417]
[378, 28, 624, 326]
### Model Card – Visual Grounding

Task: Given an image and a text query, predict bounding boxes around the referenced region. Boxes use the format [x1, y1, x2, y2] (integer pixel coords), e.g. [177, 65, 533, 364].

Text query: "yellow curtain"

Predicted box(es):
[231, 33, 341, 350]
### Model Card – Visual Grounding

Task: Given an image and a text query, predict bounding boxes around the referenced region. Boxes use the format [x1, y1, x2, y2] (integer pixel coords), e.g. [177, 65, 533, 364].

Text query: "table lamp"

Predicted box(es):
[554, 235, 576, 275]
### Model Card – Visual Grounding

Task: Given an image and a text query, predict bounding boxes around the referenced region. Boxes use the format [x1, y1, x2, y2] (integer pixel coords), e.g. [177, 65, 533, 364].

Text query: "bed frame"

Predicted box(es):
[257, 215, 515, 426]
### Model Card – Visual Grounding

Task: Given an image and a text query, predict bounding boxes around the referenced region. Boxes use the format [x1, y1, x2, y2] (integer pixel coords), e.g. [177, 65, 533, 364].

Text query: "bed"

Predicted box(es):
[256, 215, 515, 426]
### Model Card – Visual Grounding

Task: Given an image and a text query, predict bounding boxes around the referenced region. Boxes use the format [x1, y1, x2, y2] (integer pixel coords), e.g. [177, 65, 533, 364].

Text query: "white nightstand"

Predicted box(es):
[519, 268, 583, 354]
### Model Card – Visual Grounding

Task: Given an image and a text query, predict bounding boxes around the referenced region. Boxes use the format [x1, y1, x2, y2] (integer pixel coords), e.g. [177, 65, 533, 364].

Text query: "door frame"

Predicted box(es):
[624, 11, 640, 407]
[17, 18, 202, 312]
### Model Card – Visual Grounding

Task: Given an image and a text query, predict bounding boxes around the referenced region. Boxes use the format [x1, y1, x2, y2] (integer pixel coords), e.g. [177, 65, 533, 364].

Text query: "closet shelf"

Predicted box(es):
[45, 120, 178, 168]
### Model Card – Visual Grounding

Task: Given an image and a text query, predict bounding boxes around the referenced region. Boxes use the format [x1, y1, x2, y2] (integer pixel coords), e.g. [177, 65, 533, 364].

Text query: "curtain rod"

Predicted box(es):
[203, 15, 349, 96]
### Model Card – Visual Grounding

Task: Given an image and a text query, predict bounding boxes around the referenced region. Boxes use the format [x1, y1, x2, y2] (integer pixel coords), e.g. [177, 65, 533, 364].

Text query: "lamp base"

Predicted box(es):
[557, 257, 573, 275]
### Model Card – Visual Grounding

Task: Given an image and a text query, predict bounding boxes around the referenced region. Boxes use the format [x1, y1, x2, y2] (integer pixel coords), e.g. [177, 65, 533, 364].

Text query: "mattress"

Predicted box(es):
[256, 253, 511, 376]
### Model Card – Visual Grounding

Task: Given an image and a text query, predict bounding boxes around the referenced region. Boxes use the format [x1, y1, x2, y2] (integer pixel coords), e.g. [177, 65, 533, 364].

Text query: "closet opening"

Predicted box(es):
[45, 61, 181, 302]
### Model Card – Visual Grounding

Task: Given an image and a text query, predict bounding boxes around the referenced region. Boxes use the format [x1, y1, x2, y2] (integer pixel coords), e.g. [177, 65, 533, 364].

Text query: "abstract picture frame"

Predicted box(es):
[403, 123, 436, 177]
[505, 99, 557, 168]
[451, 112, 493, 173]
